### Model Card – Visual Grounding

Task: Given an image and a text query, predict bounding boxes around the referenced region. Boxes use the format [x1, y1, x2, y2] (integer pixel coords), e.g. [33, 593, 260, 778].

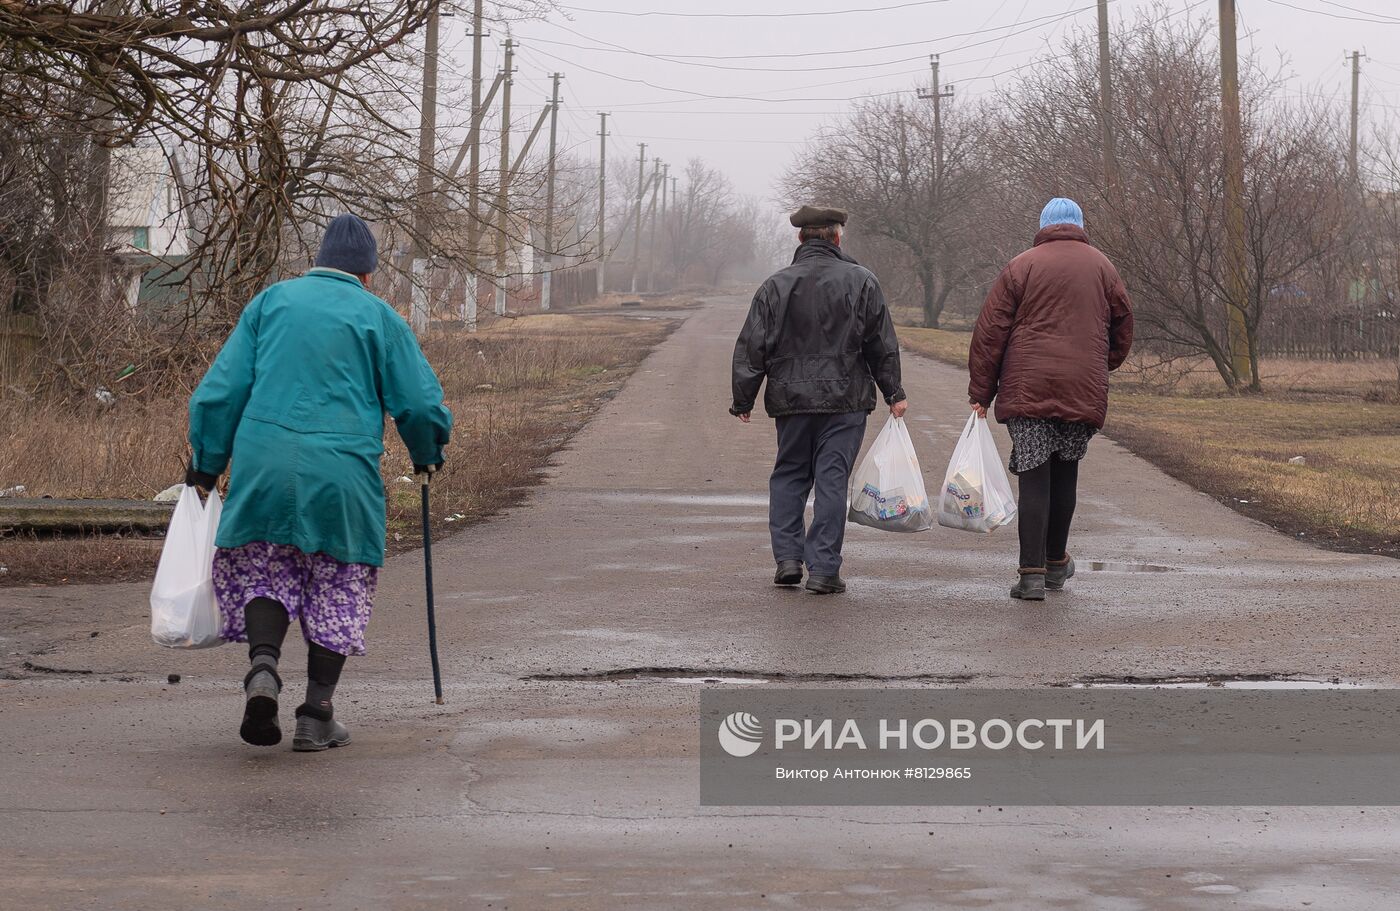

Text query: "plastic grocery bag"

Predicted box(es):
[937, 414, 1017, 533]
[847, 415, 933, 533]
[150, 485, 225, 649]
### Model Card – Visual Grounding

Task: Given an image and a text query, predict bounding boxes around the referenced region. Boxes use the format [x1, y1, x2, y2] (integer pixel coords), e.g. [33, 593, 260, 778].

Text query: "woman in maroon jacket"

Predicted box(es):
[968, 198, 1134, 601]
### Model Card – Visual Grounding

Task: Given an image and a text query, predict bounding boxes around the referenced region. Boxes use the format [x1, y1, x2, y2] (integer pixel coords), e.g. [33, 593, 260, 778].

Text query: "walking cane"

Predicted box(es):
[419, 474, 444, 704]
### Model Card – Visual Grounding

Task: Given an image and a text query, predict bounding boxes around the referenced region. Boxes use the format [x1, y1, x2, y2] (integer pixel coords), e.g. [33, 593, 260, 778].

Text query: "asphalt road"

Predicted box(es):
[3, 294, 1399, 910]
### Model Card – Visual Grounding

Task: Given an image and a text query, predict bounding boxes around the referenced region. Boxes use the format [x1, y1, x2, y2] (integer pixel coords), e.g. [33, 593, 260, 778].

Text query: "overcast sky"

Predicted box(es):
[430, 0, 1400, 202]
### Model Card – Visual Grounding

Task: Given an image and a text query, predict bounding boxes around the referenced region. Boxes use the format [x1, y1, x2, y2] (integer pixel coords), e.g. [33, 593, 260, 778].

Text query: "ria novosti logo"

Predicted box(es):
[717, 711, 763, 757]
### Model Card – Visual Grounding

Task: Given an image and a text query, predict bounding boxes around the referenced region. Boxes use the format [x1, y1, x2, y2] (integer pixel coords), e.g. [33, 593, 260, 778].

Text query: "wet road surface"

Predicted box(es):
[3, 294, 1399, 909]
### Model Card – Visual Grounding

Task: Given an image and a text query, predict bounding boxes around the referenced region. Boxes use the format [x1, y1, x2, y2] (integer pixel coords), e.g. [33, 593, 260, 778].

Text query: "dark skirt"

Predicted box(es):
[1007, 417, 1097, 475]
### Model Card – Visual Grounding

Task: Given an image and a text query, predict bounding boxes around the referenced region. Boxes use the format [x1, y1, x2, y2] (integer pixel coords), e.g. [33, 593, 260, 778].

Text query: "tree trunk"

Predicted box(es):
[919, 262, 939, 328]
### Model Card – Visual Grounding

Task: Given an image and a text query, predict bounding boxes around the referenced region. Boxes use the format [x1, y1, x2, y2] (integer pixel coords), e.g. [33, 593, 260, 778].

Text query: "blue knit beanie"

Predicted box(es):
[315, 213, 378, 274]
[1039, 197, 1084, 230]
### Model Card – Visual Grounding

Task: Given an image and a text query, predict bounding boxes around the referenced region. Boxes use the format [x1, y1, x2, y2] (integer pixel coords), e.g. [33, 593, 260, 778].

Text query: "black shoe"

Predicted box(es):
[774, 560, 804, 586]
[240, 666, 282, 747]
[805, 574, 846, 594]
[1010, 570, 1047, 601]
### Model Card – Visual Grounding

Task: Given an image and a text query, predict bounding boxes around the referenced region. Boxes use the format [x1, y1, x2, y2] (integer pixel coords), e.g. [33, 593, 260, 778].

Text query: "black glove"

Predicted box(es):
[413, 462, 443, 481]
[185, 464, 219, 491]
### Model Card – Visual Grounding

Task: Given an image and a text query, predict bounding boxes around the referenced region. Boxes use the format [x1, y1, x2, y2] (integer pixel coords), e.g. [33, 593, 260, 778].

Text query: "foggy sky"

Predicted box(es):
[432, 0, 1400, 202]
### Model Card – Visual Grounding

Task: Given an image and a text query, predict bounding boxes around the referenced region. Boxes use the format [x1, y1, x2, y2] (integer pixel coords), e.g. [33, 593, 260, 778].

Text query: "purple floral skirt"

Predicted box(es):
[212, 542, 379, 656]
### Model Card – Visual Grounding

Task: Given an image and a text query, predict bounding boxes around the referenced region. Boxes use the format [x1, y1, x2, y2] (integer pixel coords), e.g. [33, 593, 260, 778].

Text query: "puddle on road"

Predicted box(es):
[605, 492, 769, 508]
[1072, 674, 1368, 690]
[525, 667, 972, 686]
[1084, 561, 1179, 573]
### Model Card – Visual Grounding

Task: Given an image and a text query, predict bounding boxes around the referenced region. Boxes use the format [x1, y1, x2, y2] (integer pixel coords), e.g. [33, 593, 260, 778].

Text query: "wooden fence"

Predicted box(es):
[1257, 305, 1399, 360]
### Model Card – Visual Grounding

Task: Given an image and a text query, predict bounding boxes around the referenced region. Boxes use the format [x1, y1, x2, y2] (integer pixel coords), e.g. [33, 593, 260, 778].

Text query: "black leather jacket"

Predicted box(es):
[731, 240, 905, 418]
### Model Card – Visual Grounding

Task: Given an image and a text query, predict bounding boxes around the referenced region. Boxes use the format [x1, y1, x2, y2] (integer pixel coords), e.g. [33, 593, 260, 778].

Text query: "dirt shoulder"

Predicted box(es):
[0, 300, 690, 586]
[899, 326, 1400, 560]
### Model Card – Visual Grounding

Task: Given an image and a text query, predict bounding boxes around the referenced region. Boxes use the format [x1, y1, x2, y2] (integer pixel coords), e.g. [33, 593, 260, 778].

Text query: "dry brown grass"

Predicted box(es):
[898, 326, 1400, 557]
[0, 306, 680, 585]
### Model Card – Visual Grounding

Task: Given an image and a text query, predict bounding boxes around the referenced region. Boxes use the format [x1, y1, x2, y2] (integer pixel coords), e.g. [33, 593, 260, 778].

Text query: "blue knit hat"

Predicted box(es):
[314, 213, 378, 274]
[1039, 197, 1084, 230]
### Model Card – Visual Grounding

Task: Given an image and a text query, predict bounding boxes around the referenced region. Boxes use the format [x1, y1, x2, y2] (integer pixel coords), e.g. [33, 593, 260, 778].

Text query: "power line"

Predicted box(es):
[537, 4, 1100, 62]
[556, 0, 951, 19]
[529, 33, 934, 74]
[523, 45, 913, 104]
[1262, 0, 1400, 24]
[622, 134, 808, 145]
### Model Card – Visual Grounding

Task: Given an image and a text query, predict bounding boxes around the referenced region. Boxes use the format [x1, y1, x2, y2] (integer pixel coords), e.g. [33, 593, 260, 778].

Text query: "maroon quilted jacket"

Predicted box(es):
[968, 224, 1134, 429]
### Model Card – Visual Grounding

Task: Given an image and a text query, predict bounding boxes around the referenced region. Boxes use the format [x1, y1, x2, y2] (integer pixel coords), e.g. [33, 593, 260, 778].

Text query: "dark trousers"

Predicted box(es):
[1016, 456, 1079, 569]
[769, 411, 867, 576]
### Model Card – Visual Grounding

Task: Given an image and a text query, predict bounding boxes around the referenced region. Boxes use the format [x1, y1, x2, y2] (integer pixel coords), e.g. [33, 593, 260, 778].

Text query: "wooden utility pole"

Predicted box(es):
[1097, 0, 1117, 188]
[597, 113, 609, 297]
[645, 157, 661, 292]
[493, 36, 515, 318]
[659, 162, 669, 288]
[410, 4, 441, 336]
[1350, 50, 1363, 183]
[917, 54, 954, 188]
[464, 0, 485, 330]
[1218, 0, 1253, 388]
[541, 72, 563, 311]
[630, 142, 647, 293]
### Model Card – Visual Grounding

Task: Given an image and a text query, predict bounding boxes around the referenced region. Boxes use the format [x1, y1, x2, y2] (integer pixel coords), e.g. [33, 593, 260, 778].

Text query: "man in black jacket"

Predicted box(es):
[731, 206, 907, 594]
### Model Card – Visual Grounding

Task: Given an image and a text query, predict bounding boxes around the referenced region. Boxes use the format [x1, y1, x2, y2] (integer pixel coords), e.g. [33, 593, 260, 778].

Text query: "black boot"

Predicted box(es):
[240, 663, 283, 747]
[293, 704, 351, 752]
[774, 560, 804, 586]
[294, 642, 349, 752]
[240, 599, 289, 747]
[805, 574, 846, 594]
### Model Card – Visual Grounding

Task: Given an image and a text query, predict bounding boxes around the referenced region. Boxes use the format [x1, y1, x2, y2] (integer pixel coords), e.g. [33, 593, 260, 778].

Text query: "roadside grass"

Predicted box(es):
[898, 326, 1400, 558]
[0, 305, 680, 585]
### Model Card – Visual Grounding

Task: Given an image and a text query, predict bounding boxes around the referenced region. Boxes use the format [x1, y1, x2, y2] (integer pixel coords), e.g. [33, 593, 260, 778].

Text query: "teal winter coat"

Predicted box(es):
[189, 268, 453, 566]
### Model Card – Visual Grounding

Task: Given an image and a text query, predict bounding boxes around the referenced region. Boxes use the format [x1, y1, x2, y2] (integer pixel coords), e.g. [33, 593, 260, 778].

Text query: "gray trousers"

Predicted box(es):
[769, 411, 868, 576]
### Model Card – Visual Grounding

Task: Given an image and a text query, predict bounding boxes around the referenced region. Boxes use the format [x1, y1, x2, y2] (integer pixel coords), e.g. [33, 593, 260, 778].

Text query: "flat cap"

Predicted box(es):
[790, 205, 849, 229]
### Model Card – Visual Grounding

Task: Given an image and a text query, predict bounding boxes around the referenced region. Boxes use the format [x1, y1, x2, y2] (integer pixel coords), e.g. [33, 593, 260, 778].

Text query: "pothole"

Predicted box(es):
[1067, 673, 1367, 689]
[1084, 561, 1179, 573]
[22, 661, 94, 676]
[523, 667, 974, 685]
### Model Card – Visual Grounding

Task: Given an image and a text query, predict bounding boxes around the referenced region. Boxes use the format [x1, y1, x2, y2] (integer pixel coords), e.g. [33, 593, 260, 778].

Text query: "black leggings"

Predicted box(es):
[245, 597, 346, 711]
[1016, 456, 1079, 569]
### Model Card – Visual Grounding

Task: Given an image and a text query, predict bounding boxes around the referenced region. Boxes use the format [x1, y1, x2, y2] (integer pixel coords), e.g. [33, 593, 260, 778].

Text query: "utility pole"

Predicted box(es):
[659, 162, 669, 289]
[1350, 50, 1363, 183]
[1097, 0, 1117, 189]
[493, 36, 515, 318]
[597, 112, 609, 297]
[410, 4, 441, 336]
[464, 0, 485, 331]
[1218, 0, 1253, 388]
[645, 157, 661, 292]
[917, 54, 954, 189]
[630, 142, 647, 294]
[541, 72, 563, 311]
[670, 175, 679, 279]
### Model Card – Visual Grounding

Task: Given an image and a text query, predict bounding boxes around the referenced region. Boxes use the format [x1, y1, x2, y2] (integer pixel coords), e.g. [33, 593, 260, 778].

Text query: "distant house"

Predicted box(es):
[107, 147, 191, 316]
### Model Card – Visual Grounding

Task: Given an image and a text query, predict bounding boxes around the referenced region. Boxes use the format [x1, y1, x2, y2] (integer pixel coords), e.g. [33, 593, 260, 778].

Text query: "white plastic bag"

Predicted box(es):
[937, 414, 1017, 533]
[847, 415, 933, 533]
[150, 485, 225, 649]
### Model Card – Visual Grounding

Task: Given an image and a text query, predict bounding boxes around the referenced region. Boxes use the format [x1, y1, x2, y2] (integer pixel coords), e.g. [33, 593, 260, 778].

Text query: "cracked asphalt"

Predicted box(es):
[3, 294, 1399, 909]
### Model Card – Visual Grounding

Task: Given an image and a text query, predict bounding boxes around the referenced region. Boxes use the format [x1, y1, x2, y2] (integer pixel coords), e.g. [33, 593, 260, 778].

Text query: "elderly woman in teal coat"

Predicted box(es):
[186, 213, 453, 751]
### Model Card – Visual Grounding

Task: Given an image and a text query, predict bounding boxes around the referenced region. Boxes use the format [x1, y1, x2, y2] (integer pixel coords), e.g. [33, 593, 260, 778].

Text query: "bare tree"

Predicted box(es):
[782, 95, 995, 328]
